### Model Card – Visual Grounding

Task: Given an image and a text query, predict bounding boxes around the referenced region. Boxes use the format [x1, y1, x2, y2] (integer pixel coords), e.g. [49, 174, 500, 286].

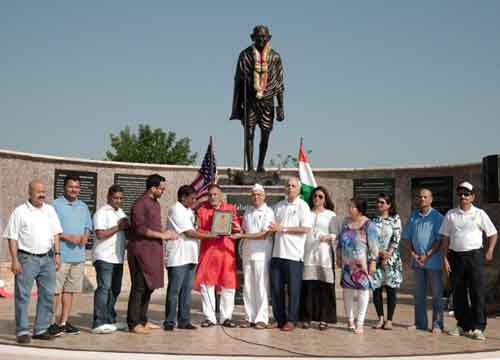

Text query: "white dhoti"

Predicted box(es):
[200, 284, 235, 324]
[243, 260, 269, 324]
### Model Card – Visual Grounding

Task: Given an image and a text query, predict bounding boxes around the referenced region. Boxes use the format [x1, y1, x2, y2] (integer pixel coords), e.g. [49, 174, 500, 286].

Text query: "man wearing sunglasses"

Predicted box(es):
[440, 181, 497, 341]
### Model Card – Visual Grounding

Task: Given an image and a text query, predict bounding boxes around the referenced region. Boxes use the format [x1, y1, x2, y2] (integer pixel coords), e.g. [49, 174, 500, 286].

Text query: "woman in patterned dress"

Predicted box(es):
[337, 197, 379, 334]
[371, 193, 403, 330]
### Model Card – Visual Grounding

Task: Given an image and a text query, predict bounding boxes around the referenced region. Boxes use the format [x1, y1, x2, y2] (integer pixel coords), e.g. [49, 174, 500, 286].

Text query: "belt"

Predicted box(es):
[449, 248, 482, 255]
[18, 249, 51, 257]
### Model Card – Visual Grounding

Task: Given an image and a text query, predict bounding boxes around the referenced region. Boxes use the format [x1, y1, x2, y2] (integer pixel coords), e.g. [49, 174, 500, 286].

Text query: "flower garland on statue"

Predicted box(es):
[253, 42, 272, 99]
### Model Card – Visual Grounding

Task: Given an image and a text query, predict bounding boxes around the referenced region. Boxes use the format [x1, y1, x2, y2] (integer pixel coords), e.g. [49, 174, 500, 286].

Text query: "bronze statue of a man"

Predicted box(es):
[230, 25, 284, 173]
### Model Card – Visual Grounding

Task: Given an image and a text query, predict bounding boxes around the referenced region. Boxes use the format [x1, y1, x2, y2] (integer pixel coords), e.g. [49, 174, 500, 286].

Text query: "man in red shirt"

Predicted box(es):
[195, 184, 240, 328]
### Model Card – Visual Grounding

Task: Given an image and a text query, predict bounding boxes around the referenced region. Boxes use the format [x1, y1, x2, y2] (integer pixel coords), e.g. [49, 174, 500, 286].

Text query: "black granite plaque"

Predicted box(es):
[54, 169, 98, 249]
[114, 174, 148, 215]
[353, 178, 395, 218]
[411, 176, 453, 215]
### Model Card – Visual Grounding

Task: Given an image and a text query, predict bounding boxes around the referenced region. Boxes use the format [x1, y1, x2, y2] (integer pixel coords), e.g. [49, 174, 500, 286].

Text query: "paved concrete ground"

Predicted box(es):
[1, 289, 500, 359]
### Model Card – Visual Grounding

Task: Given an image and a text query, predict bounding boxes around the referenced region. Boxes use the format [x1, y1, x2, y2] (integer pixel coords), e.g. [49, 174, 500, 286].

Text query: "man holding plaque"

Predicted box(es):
[163, 185, 217, 331]
[231, 184, 274, 329]
[194, 184, 241, 328]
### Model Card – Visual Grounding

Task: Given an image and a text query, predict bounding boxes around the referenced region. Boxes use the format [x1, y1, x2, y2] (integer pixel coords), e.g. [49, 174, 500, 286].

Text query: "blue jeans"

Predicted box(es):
[15, 251, 56, 336]
[413, 268, 443, 330]
[270, 258, 304, 326]
[92, 260, 123, 328]
[165, 263, 196, 326]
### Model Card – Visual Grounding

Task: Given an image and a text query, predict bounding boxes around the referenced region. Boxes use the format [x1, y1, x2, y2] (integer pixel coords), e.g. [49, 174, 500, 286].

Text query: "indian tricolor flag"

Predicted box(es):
[298, 140, 317, 203]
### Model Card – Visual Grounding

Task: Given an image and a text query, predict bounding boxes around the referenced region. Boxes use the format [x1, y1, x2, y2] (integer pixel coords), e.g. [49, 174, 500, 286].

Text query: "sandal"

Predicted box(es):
[201, 320, 215, 328]
[222, 319, 237, 328]
[372, 319, 385, 329]
[254, 322, 267, 330]
[347, 320, 355, 331]
[383, 321, 393, 330]
[239, 320, 251, 328]
[354, 326, 364, 334]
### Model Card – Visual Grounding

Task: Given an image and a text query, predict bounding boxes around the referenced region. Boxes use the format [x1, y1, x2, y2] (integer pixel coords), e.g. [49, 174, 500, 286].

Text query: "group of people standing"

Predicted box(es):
[3, 173, 498, 344]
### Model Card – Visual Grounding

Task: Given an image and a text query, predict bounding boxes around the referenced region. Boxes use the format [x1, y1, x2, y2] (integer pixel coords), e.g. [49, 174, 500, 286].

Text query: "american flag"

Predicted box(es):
[191, 138, 217, 208]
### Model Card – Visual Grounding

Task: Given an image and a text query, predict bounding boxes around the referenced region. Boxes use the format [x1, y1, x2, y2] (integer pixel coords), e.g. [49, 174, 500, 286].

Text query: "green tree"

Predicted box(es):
[105, 125, 197, 165]
[267, 150, 312, 169]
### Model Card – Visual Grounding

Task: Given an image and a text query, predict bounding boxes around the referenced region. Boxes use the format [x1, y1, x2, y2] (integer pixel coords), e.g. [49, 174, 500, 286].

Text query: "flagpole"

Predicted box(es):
[209, 136, 217, 184]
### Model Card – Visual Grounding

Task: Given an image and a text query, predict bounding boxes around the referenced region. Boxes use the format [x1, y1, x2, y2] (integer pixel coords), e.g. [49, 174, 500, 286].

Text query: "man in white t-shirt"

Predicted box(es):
[440, 181, 498, 341]
[3, 179, 62, 343]
[231, 184, 275, 329]
[91, 185, 129, 334]
[268, 177, 313, 331]
[163, 185, 217, 331]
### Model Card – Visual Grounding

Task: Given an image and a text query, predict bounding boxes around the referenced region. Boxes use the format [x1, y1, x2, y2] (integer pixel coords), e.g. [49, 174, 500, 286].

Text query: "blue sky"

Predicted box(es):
[1, 1, 499, 168]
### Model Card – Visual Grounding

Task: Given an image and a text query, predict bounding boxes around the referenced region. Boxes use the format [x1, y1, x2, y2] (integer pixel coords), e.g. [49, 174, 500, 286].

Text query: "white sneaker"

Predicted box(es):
[92, 324, 116, 334]
[113, 322, 128, 331]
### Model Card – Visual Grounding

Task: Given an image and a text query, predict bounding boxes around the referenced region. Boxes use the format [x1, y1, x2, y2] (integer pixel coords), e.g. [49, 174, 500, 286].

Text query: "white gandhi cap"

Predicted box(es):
[252, 183, 265, 193]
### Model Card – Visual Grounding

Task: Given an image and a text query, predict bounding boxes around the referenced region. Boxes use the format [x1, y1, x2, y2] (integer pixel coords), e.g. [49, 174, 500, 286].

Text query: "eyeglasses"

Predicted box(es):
[458, 192, 472, 197]
[313, 194, 324, 199]
[376, 200, 387, 205]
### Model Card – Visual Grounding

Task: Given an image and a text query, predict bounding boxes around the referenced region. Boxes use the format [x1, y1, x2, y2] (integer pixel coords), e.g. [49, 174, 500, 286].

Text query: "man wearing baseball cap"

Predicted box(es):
[440, 181, 497, 340]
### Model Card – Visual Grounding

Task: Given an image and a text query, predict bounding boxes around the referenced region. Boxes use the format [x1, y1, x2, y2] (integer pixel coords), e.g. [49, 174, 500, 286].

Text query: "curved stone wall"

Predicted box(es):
[1, 149, 499, 308]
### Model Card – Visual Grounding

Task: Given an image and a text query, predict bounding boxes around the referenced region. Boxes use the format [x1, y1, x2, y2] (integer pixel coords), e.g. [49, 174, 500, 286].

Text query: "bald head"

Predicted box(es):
[417, 188, 433, 212]
[286, 177, 301, 201]
[251, 24, 271, 50]
[29, 179, 46, 208]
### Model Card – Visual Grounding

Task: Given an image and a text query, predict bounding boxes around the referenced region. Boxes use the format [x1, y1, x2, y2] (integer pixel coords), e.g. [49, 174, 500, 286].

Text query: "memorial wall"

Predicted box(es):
[1, 149, 500, 307]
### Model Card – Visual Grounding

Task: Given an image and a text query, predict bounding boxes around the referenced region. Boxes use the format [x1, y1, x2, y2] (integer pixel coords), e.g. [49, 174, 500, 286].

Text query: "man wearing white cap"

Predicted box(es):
[231, 184, 275, 329]
[440, 181, 498, 340]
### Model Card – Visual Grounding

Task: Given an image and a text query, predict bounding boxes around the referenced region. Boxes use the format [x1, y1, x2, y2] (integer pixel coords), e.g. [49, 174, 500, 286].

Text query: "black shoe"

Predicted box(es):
[178, 323, 197, 330]
[200, 320, 215, 328]
[32, 331, 54, 341]
[62, 322, 80, 335]
[16, 334, 31, 344]
[163, 322, 175, 331]
[222, 319, 237, 328]
[48, 323, 63, 337]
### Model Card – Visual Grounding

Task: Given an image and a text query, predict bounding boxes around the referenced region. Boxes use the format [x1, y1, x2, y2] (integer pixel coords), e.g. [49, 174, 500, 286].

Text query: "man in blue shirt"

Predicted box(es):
[49, 175, 92, 336]
[402, 188, 444, 333]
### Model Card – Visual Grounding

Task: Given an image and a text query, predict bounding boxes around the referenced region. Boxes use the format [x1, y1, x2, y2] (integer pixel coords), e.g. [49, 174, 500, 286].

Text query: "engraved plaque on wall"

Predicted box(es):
[54, 169, 98, 249]
[411, 176, 453, 215]
[353, 178, 395, 218]
[114, 174, 148, 215]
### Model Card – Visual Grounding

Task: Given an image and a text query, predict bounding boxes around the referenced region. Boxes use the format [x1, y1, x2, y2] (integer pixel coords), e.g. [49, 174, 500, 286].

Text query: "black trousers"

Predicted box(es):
[300, 280, 337, 323]
[127, 255, 154, 329]
[449, 249, 487, 331]
[373, 286, 397, 321]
